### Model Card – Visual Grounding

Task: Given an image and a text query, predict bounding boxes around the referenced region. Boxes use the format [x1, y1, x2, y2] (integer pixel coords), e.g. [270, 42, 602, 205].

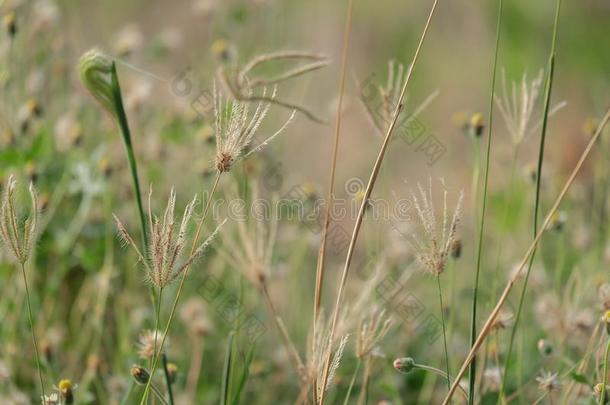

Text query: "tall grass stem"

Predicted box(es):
[318, 1, 440, 401]
[468, 1, 503, 402]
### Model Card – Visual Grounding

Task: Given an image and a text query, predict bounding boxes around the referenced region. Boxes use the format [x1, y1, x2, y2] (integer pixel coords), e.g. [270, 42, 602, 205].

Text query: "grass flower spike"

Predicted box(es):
[114, 189, 224, 289]
[408, 179, 464, 276]
[213, 84, 294, 172]
[1, 175, 37, 264]
[495, 69, 566, 146]
[1, 175, 47, 401]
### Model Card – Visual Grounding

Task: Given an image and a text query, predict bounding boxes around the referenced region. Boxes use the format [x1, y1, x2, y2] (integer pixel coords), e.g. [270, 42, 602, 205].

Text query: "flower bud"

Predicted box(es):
[450, 238, 462, 259]
[78, 49, 115, 117]
[130, 365, 150, 385]
[3, 12, 16, 37]
[469, 113, 485, 137]
[537, 339, 553, 356]
[393, 357, 415, 374]
[166, 363, 178, 384]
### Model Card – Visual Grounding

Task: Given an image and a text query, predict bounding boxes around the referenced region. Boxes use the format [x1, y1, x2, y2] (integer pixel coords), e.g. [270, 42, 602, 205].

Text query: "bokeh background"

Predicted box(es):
[1, 0, 610, 403]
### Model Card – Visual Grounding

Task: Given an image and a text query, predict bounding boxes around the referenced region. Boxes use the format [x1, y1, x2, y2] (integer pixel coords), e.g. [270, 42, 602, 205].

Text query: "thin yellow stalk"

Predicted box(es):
[314, 0, 354, 329]
[441, 107, 610, 405]
[318, 1, 440, 402]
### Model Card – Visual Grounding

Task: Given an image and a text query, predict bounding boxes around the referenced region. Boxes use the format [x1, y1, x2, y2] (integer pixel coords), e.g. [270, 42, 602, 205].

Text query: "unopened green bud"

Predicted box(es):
[78, 49, 115, 116]
[393, 357, 416, 374]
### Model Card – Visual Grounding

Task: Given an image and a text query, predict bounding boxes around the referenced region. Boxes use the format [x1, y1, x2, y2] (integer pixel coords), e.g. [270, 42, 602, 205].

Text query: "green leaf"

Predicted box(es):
[569, 371, 590, 385]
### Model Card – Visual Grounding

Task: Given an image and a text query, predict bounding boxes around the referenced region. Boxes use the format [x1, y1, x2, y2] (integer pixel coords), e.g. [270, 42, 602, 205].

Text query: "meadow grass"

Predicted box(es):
[1, 1, 610, 404]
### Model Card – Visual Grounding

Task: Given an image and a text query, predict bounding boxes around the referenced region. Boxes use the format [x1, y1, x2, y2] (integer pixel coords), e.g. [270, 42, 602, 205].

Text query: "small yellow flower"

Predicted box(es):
[55, 379, 76, 404]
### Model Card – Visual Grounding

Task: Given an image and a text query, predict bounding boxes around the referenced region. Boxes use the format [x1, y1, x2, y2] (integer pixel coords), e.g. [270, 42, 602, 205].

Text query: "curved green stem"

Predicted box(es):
[413, 363, 468, 401]
[110, 62, 148, 251]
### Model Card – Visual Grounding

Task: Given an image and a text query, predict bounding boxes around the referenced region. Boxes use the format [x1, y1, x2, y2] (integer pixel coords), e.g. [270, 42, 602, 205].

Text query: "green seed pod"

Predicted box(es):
[393, 357, 416, 374]
[78, 49, 115, 117]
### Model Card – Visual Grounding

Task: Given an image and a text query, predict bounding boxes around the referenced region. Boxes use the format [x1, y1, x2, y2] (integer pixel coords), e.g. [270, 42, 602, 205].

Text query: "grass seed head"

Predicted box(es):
[114, 189, 225, 289]
[0, 175, 38, 264]
[407, 179, 463, 276]
[213, 84, 274, 173]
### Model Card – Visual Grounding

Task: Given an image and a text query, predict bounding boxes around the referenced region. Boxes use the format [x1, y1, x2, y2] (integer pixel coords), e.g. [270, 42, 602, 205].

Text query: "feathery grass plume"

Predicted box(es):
[326, 335, 349, 393]
[1, 175, 47, 401]
[78, 49, 115, 117]
[495, 69, 566, 146]
[213, 83, 294, 173]
[355, 307, 391, 359]
[358, 60, 438, 136]
[217, 50, 328, 123]
[406, 179, 464, 276]
[137, 330, 166, 359]
[0, 175, 37, 264]
[313, 317, 349, 403]
[296, 311, 349, 403]
[114, 188, 225, 289]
